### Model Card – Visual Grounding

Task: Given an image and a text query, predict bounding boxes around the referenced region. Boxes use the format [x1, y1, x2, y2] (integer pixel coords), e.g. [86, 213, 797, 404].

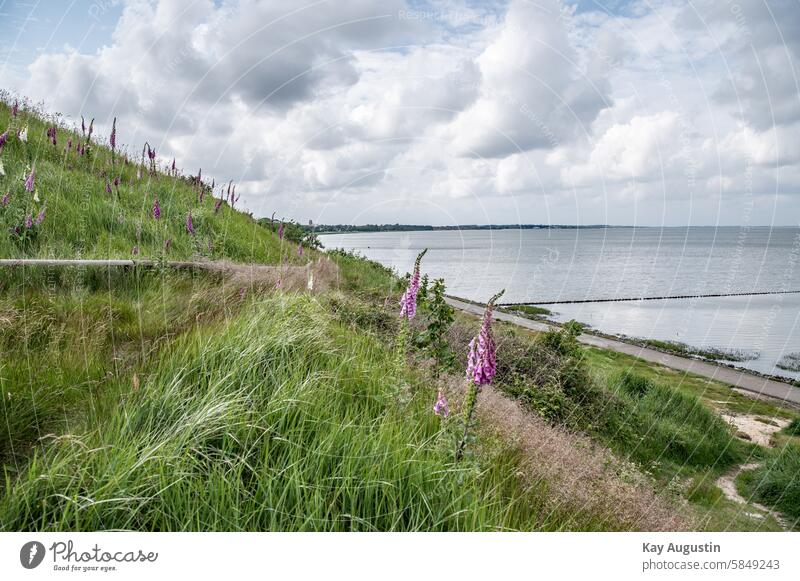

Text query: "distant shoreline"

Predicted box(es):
[312, 224, 792, 234]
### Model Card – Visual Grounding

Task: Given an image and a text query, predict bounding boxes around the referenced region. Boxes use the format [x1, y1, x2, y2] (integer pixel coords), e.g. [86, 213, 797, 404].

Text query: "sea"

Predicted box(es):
[320, 227, 800, 381]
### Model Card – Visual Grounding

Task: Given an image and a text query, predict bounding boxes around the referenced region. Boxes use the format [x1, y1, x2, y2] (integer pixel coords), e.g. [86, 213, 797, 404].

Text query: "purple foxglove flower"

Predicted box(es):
[24, 166, 35, 192]
[152, 198, 161, 219]
[214, 197, 223, 213]
[186, 212, 195, 235]
[1, 191, 9, 206]
[171, 158, 176, 173]
[24, 214, 33, 228]
[110, 117, 116, 150]
[88, 118, 94, 141]
[0, 131, 7, 151]
[277, 223, 284, 240]
[12, 100, 18, 117]
[105, 179, 112, 194]
[113, 176, 120, 187]
[148, 146, 156, 161]
[399, 249, 427, 320]
[67, 138, 72, 150]
[34, 206, 46, 226]
[465, 290, 505, 387]
[433, 390, 449, 417]
[81, 116, 85, 136]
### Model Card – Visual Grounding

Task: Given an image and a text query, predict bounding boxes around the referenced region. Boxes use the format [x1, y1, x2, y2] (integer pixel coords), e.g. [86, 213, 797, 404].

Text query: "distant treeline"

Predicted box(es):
[305, 223, 617, 234]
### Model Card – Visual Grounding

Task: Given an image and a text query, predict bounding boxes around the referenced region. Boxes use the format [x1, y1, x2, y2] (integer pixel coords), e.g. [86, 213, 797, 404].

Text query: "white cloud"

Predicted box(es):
[7, 0, 800, 225]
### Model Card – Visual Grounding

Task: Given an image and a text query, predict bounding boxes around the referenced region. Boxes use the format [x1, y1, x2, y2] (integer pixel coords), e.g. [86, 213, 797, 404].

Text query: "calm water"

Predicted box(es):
[321, 227, 800, 380]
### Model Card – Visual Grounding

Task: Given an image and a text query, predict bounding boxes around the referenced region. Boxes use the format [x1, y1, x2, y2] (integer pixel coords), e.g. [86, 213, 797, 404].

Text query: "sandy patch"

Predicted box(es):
[722, 413, 790, 447]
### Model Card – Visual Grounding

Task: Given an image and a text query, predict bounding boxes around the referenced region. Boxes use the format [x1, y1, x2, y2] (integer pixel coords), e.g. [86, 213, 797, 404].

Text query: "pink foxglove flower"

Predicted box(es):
[1, 191, 10, 206]
[24, 215, 33, 228]
[0, 131, 7, 151]
[214, 197, 223, 213]
[399, 249, 427, 320]
[277, 222, 284, 240]
[186, 212, 195, 235]
[433, 390, 449, 417]
[24, 166, 35, 192]
[34, 206, 46, 226]
[12, 100, 18, 117]
[152, 197, 161, 219]
[110, 117, 116, 151]
[465, 290, 505, 387]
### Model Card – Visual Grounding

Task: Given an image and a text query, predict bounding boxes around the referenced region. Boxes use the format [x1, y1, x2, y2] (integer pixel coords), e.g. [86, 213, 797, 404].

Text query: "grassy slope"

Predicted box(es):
[484, 317, 797, 531]
[0, 98, 291, 262]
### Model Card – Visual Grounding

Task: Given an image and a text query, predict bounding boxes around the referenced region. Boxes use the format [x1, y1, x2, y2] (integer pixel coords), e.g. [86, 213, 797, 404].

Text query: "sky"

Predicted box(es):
[1, 0, 799, 227]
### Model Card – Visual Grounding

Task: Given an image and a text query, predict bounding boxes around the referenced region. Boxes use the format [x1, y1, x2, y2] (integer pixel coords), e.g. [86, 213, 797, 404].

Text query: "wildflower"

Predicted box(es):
[88, 118, 94, 141]
[298, 243, 304, 256]
[12, 100, 18, 117]
[46, 126, 57, 146]
[278, 222, 284, 240]
[0, 130, 7, 151]
[456, 289, 504, 462]
[110, 117, 116, 151]
[171, 158, 176, 174]
[399, 249, 427, 320]
[24, 214, 33, 228]
[164, 238, 172, 250]
[186, 212, 195, 235]
[34, 206, 46, 226]
[466, 290, 504, 387]
[132, 245, 139, 255]
[152, 197, 161, 219]
[148, 146, 156, 161]
[214, 197, 223, 213]
[33, 190, 40, 203]
[19, 125, 28, 142]
[433, 390, 449, 417]
[24, 165, 35, 192]
[1, 191, 9, 206]
[105, 179, 112, 194]
[67, 138, 72, 150]
[0, 159, 4, 177]
[81, 116, 86, 136]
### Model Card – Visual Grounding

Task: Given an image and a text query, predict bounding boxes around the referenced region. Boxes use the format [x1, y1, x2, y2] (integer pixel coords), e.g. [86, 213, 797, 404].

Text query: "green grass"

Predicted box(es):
[637, 339, 758, 362]
[0, 294, 566, 531]
[738, 444, 800, 526]
[0, 98, 295, 262]
[503, 304, 552, 317]
[0, 266, 244, 470]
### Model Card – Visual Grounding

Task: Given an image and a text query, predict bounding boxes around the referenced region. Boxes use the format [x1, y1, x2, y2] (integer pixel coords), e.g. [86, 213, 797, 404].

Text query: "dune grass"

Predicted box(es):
[0, 266, 247, 471]
[738, 444, 800, 525]
[0, 293, 564, 531]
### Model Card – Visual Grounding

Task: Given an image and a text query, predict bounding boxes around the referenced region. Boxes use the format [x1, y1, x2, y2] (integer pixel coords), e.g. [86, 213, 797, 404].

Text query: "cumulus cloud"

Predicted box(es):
[6, 0, 800, 225]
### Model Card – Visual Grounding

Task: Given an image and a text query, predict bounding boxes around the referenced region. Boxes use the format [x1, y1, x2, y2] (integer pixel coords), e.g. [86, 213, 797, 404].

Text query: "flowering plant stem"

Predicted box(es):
[455, 381, 479, 462]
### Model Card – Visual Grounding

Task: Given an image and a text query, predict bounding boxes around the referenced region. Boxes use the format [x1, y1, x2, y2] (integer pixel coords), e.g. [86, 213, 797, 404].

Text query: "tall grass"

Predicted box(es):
[0, 267, 242, 470]
[0, 294, 561, 531]
[739, 444, 800, 524]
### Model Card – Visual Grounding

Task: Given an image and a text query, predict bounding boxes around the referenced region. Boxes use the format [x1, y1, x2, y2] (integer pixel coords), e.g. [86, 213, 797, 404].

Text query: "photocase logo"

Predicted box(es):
[20, 541, 46, 569]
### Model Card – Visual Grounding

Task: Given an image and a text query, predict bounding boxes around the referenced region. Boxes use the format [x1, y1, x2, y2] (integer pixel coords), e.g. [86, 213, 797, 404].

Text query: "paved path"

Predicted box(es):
[446, 296, 800, 407]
